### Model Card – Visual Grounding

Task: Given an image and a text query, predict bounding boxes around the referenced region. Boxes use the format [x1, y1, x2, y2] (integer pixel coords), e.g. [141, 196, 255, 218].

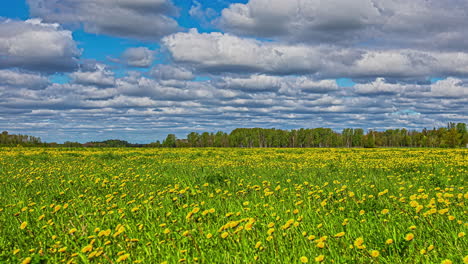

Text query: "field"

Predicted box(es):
[0, 148, 466, 264]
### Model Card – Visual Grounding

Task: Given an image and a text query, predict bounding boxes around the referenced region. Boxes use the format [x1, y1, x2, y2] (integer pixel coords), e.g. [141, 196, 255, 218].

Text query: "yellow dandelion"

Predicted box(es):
[21, 257, 32, 264]
[69, 228, 77, 234]
[463, 255, 468, 264]
[441, 260, 452, 264]
[20, 222, 28, 230]
[370, 250, 380, 257]
[300, 256, 308, 263]
[315, 255, 325, 262]
[221, 232, 229, 239]
[58, 247, 67, 253]
[81, 244, 93, 253]
[458, 232, 465, 238]
[117, 254, 130, 262]
[381, 209, 389, 214]
[354, 237, 364, 247]
[334, 232, 345, 238]
[385, 239, 393, 245]
[405, 233, 414, 241]
[255, 242, 262, 249]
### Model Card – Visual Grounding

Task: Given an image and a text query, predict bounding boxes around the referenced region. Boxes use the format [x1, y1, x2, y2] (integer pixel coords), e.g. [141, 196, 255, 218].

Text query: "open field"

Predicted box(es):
[0, 148, 466, 264]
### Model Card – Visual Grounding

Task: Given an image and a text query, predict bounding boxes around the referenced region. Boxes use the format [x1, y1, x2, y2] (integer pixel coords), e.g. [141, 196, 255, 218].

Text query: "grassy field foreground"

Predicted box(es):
[0, 148, 466, 263]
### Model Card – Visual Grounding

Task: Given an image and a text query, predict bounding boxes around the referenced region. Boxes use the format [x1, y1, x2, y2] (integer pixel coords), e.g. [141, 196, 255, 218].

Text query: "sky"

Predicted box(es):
[0, 0, 467, 143]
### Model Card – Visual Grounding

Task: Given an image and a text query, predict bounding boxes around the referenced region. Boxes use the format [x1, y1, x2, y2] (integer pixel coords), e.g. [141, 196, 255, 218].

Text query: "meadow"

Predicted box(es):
[0, 148, 466, 264]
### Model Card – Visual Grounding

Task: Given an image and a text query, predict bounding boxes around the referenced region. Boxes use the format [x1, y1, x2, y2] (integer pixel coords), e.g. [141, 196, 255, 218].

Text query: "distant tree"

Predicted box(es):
[162, 134, 177, 148]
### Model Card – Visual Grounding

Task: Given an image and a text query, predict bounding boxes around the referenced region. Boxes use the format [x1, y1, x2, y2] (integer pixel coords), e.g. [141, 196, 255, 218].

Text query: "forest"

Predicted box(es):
[1, 122, 467, 148]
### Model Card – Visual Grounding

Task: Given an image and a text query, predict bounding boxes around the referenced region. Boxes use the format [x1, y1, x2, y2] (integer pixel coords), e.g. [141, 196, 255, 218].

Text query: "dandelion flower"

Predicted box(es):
[300, 256, 308, 263]
[81, 245, 93, 253]
[116, 254, 130, 262]
[405, 233, 414, 241]
[370, 250, 380, 257]
[334, 232, 345, 238]
[20, 222, 27, 230]
[314, 255, 325, 262]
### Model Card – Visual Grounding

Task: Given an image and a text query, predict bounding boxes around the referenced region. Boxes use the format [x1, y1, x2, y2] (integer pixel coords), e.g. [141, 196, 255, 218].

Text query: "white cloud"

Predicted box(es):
[163, 30, 468, 79]
[0, 69, 49, 89]
[150, 65, 194, 80]
[219, 0, 468, 51]
[70, 64, 115, 87]
[0, 19, 80, 72]
[428, 78, 468, 98]
[220, 0, 380, 43]
[121, 47, 155, 68]
[163, 29, 325, 74]
[27, 0, 180, 40]
[221, 74, 338, 94]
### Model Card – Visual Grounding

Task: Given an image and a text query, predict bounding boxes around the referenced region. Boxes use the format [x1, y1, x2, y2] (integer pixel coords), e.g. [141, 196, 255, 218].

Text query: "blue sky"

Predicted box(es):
[0, 0, 467, 143]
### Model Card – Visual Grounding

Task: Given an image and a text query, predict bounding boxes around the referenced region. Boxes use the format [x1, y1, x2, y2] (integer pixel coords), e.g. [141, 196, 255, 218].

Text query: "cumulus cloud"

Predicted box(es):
[163, 29, 330, 75]
[163, 30, 468, 79]
[220, 0, 380, 43]
[150, 65, 194, 80]
[426, 78, 467, 98]
[120, 47, 155, 68]
[70, 64, 116, 87]
[0, 69, 49, 89]
[219, 0, 468, 51]
[221, 75, 338, 94]
[0, 18, 80, 73]
[27, 0, 180, 40]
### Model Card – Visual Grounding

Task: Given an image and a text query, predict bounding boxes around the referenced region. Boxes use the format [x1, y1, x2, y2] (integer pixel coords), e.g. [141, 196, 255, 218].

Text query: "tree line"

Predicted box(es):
[159, 123, 467, 148]
[1, 122, 467, 148]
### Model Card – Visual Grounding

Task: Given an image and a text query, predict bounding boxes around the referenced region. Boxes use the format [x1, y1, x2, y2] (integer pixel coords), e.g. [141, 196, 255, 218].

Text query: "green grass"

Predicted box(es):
[0, 148, 466, 264]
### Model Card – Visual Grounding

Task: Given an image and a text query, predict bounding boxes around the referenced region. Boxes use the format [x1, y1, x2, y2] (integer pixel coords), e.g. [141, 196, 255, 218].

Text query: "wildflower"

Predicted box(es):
[458, 232, 465, 238]
[334, 232, 345, 238]
[116, 254, 130, 262]
[221, 232, 229, 238]
[370, 250, 380, 257]
[315, 255, 325, 262]
[354, 237, 364, 248]
[441, 260, 452, 264]
[81, 245, 93, 253]
[20, 222, 27, 230]
[300, 256, 308, 263]
[405, 233, 414, 241]
[385, 239, 393, 245]
[21, 257, 32, 264]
